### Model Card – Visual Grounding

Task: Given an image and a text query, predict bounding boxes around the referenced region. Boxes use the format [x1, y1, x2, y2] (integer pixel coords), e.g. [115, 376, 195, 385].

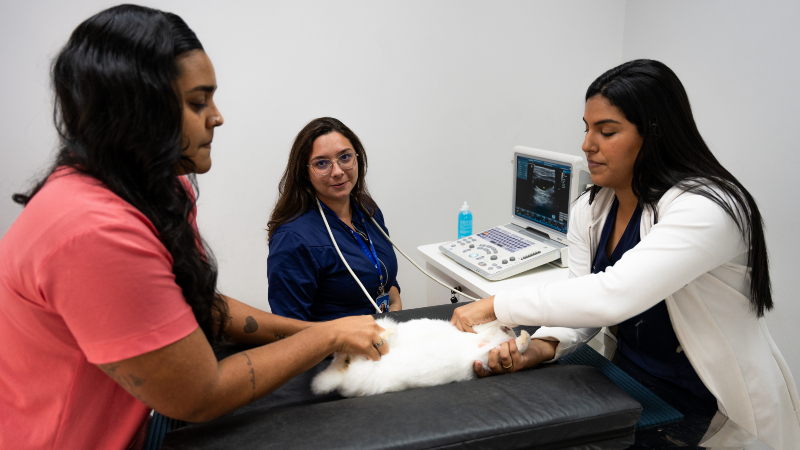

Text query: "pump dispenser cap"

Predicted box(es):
[461, 201, 469, 211]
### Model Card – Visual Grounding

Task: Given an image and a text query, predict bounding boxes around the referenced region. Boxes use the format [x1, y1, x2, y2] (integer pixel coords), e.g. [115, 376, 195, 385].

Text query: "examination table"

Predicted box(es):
[161, 303, 641, 449]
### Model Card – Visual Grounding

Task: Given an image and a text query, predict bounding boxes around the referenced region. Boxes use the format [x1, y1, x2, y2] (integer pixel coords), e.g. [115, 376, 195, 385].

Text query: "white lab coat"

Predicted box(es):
[493, 185, 800, 449]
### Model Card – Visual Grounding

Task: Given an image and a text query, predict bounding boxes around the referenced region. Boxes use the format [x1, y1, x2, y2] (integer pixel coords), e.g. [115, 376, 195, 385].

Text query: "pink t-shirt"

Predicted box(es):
[0, 168, 200, 449]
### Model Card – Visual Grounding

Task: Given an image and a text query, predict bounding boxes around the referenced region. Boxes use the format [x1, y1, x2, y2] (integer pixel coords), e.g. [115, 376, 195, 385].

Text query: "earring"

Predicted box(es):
[650, 122, 660, 138]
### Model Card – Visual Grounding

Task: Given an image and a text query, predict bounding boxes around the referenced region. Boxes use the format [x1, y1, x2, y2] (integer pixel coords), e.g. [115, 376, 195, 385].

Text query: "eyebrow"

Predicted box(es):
[310, 148, 354, 161]
[583, 118, 621, 126]
[187, 85, 216, 94]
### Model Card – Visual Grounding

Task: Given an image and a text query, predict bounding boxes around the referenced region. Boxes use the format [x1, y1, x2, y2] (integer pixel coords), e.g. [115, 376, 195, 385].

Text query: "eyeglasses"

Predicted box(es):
[308, 151, 358, 176]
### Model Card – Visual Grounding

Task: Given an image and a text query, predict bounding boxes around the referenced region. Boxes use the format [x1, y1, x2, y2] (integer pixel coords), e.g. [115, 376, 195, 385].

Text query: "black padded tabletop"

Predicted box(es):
[162, 304, 641, 450]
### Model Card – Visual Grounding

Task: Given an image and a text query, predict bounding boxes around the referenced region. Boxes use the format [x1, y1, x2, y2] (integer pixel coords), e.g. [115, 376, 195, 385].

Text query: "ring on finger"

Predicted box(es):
[373, 338, 385, 349]
[502, 361, 513, 369]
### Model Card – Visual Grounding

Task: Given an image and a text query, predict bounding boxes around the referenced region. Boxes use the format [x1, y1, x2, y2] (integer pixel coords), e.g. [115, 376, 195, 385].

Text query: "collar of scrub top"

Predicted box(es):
[319, 198, 386, 297]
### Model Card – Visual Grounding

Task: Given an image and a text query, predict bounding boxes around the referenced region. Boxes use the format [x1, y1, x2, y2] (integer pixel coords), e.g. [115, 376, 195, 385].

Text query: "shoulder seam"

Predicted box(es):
[34, 221, 160, 290]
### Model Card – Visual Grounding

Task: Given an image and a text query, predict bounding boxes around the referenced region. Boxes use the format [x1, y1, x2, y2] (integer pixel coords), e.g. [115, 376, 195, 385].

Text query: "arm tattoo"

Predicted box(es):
[128, 373, 145, 387]
[99, 363, 146, 403]
[274, 332, 287, 340]
[243, 316, 258, 334]
[243, 352, 256, 402]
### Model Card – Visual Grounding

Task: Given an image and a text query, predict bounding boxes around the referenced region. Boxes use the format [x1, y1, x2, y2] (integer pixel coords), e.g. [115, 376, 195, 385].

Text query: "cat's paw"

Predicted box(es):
[516, 330, 531, 353]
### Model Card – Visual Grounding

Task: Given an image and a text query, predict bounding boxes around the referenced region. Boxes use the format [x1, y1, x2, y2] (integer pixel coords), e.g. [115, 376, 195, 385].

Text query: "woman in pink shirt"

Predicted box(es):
[0, 5, 388, 450]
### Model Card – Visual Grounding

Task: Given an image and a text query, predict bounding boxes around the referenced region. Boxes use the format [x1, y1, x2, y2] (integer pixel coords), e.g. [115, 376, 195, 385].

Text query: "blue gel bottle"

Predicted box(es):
[458, 201, 473, 239]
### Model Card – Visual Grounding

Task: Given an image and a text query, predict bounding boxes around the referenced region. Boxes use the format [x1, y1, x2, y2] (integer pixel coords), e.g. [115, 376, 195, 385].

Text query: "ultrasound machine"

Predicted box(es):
[440, 146, 591, 281]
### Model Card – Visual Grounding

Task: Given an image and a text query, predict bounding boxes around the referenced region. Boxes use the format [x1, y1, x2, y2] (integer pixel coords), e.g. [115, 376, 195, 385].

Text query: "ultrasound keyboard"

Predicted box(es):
[440, 224, 565, 281]
[477, 228, 533, 252]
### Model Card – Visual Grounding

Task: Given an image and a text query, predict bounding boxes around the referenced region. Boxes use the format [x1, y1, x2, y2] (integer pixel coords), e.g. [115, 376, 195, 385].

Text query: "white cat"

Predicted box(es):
[311, 317, 531, 397]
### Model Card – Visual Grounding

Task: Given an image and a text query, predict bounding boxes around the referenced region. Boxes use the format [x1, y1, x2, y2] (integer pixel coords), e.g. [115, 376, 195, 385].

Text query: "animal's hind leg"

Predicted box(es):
[310, 353, 353, 395]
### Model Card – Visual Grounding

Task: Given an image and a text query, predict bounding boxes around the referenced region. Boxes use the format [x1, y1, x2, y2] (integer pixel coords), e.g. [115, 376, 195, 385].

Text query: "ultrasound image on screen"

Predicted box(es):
[514, 156, 571, 234]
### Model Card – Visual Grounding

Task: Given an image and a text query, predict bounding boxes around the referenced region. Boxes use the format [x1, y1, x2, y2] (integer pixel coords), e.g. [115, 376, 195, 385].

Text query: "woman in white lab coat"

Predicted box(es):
[451, 59, 800, 449]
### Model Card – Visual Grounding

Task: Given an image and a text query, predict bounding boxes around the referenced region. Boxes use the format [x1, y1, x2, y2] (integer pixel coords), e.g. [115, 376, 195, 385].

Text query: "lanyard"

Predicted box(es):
[320, 201, 386, 296]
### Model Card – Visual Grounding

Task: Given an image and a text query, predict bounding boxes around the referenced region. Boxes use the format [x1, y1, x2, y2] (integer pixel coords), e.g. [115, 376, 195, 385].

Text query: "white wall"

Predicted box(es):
[193, 0, 626, 312]
[1, 1, 797, 377]
[621, 0, 800, 387]
[0, 0, 626, 309]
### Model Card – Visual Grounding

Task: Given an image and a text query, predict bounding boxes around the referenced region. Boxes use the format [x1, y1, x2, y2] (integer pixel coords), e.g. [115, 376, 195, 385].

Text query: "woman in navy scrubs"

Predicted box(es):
[267, 117, 402, 321]
[451, 60, 800, 448]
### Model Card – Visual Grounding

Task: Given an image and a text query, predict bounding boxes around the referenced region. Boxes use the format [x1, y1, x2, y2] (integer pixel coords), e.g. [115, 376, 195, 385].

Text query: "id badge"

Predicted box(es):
[376, 293, 390, 313]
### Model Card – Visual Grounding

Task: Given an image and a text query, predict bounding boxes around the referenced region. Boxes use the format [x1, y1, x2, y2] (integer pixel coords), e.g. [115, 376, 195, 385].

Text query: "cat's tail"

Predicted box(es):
[311, 355, 348, 395]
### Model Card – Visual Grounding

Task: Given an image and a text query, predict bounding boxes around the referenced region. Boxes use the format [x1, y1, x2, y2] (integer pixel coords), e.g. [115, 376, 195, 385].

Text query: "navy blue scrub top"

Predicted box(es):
[268, 199, 400, 322]
[594, 197, 714, 401]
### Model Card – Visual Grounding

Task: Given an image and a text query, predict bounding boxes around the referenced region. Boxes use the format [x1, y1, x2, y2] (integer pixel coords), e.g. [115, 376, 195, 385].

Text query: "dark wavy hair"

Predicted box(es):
[267, 117, 377, 242]
[12, 4, 228, 343]
[584, 59, 772, 317]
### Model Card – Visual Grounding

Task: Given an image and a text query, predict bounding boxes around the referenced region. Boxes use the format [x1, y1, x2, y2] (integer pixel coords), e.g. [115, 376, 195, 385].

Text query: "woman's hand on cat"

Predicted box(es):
[473, 338, 558, 377]
[451, 296, 497, 333]
[321, 316, 389, 361]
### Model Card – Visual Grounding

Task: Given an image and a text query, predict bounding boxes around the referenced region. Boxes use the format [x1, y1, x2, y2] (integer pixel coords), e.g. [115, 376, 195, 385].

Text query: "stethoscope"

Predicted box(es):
[316, 197, 479, 314]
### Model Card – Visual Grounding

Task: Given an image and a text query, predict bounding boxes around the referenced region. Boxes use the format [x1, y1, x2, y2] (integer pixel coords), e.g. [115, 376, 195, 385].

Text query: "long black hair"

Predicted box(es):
[585, 59, 772, 317]
[267, 117, 377, 243]
[13, 4, 229, 342]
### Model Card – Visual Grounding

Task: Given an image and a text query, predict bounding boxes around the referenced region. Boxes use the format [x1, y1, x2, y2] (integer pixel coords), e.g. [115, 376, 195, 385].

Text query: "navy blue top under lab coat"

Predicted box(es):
[594, 197, 714, 402]
[267, 201, 400, 321]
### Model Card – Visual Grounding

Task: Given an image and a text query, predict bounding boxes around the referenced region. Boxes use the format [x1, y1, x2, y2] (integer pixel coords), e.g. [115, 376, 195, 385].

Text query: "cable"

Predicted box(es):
[367, 215, 481, 302]
[317, 198, 382, 313]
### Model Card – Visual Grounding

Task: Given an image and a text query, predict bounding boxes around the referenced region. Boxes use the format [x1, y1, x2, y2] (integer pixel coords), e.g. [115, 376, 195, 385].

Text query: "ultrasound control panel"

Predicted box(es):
[439, 225, 563, 281]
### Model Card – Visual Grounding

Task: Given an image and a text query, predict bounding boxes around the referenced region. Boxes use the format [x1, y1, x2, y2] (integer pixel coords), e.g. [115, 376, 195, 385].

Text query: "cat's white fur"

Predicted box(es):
[311, 318, 531, 397]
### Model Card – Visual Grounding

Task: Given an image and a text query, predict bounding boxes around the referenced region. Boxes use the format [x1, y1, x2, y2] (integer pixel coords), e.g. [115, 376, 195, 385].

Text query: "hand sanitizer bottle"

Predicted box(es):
[458, 201, 473, 239]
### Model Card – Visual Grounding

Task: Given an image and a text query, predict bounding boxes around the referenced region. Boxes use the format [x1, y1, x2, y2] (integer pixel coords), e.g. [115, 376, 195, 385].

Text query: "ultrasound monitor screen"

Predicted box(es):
[514, 155, 571, 235]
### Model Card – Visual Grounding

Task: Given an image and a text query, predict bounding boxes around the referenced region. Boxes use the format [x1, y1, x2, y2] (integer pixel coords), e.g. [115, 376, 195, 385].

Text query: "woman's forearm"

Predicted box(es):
[99, 316, 386, 423]
[197, 322, 343, 420]
[195, 315, 387, 421]
[222, 295, 312, 345]
[388, 286, 402, 312]
[496, 194, 747, 329]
